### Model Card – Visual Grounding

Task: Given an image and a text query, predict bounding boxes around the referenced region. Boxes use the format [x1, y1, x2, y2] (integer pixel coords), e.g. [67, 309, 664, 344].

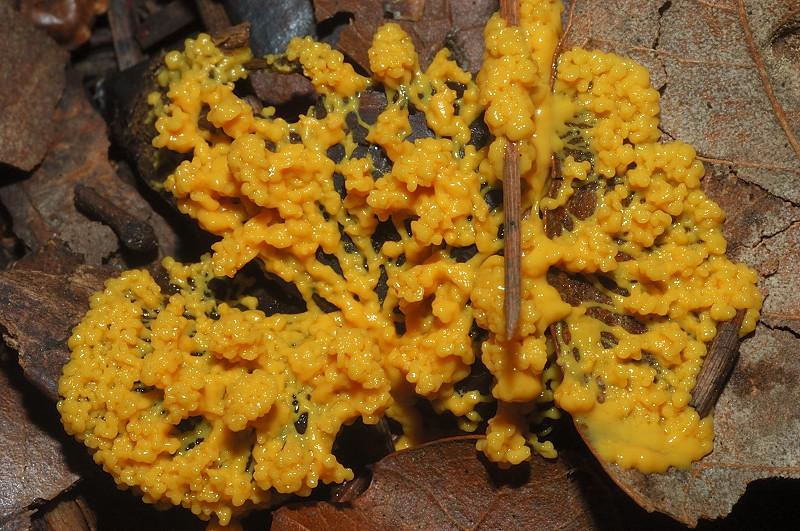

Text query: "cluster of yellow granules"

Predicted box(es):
[58, 0, 761, 526]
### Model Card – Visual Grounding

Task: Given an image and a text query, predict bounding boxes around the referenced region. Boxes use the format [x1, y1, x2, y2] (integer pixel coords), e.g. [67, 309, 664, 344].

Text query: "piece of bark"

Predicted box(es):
[102, 57, 176, 194]
[0, 239, 113, 400]
[106, 0, 144, 69]
[249, 71, 317, 107]
[33, 497, 97, 531]
[0, 1, 68, 172]
[135, 0, 197, 50]
[195, 0, 232, 34]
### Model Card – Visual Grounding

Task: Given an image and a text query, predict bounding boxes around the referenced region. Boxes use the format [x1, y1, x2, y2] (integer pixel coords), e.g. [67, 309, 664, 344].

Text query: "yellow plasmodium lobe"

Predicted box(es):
[58, 0, 761, 526]
[548, 47, 761, 472]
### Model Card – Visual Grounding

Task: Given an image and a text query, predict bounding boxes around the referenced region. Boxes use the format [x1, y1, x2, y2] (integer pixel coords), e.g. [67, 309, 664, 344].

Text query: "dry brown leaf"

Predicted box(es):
[0, 0, 68, 172]
[0, 356, 80, 525]
[558, 0, 800, 525]
[0, 511, 33, 531]
[313, 0, 498, 74]
[271, 436, 615, 530]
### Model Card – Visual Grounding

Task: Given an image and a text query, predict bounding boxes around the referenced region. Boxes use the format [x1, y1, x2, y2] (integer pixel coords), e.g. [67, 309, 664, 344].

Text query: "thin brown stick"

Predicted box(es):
[503, 141, 522, 339]
[500, 0, 520, 25]
[499, 0, 522, 339]
[689, 309, 747, 418]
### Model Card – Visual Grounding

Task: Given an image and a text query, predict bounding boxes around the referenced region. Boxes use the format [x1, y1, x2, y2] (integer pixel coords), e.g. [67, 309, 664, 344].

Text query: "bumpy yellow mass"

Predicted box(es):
[58, 0, 761, 526]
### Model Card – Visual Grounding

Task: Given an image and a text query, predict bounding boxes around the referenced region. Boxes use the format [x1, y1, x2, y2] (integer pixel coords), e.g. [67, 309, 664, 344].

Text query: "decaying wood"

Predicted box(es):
[211, 22, 250, 50]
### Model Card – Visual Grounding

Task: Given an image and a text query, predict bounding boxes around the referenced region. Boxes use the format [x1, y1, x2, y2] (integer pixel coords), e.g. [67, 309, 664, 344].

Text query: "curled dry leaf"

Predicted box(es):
[271, 436, 615, 530]
[313, 0, 498, 74]
[558, 0, 800, 525]
[0, 0, 68, 172]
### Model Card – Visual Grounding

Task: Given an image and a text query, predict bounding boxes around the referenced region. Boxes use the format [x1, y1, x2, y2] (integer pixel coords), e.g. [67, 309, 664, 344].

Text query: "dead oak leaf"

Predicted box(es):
[560, 0, 800, 204]
[313, 0, 498, 75]
[271, 436, 610, 530]
[0, 0, 68, 172]
[558, 0, 800, 525]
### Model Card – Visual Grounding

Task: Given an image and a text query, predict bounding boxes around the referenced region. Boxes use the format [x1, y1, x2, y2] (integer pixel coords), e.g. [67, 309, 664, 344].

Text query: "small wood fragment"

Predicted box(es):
[36, 496, 97, 531]
[74, 184, 157, 254]
[689, 309, 747, 418]
[500, 0, 520, 25]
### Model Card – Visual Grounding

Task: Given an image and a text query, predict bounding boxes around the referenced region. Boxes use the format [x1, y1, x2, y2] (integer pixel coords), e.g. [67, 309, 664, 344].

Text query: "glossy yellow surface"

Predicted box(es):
[58, 0, 761, 525]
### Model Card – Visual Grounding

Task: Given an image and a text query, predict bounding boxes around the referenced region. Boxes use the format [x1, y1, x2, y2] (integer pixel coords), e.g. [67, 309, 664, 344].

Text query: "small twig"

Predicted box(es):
[499, 0, 522, 339]
[74, 185, 157, 254]
[503, 142, 522, 339]
[500, 0, 520, 25]
[689, 309, 747, 418]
